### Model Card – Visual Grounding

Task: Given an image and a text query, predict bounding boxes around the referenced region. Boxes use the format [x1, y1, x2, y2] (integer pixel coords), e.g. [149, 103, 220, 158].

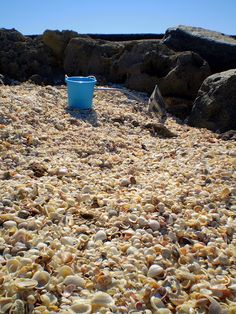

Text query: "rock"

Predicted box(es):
[143, 122, 177, 138]
[29, 162, 47, 177]
[64, 37, 124, 77]
[158, 51, 211, 99]
[0, 28, 57, 83]
[42, 29, 82, 62]
[111, 40, 210, 105]
[28, 74, 44, 85]
[163, 25, 236, 72]
[165, 97, 193, 119]
[188, 69, 236, 132]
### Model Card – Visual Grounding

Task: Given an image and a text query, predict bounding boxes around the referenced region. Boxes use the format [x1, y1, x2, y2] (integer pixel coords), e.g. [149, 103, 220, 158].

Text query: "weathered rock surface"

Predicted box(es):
[64, 37, 124, 77]
[188, 69, 236, 132]
[42, 29, 86, 63]
[64, 38, 210, 117]
[0, 28, 57, 83]
[163, 25, 236, 72]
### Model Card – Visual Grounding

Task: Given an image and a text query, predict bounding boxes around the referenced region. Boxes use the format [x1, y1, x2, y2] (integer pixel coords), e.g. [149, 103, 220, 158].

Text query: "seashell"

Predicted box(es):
[40, 293, 57, 307]
[6, 258, 21, 273]
[32, 270, 50, 289]
[3, 220, 17, 229]
[63, 275, 85, 288]
[94, 230, 107, 241]
[147, 265, 165, 279]
[14, 278, 38, 290]
[148, 219, 160, 231]
[58, 265, 74, 278]
[91, 292, 115, 308]
[70, 302, 92, 314]
[10, 299, 26, 314]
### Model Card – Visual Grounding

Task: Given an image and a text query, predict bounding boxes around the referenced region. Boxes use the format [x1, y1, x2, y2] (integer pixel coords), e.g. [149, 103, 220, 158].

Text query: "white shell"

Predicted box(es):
[32, 270, 50, 289]
[94, 230, 107, 241]
[147, 265, 165, 278]
[70, 302, 92, 314]
[63, 275, 85, 288]
[91, 292, 115, 307]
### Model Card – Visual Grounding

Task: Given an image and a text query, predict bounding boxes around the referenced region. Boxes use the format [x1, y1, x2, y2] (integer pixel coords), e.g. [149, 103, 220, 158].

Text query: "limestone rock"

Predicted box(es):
[64, 37, 124, 77]
[163, 25, 236, 72]
[188, 69, 236, 132]
[42, 29, 83, 62]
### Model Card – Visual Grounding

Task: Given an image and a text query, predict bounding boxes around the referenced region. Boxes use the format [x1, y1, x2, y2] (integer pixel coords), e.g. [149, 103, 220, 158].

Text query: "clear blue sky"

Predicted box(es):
[1, 0, 235, 35]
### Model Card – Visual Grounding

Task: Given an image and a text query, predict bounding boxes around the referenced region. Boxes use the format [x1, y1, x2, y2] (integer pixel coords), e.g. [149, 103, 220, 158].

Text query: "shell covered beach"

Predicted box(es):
[0, 84, 236, 314]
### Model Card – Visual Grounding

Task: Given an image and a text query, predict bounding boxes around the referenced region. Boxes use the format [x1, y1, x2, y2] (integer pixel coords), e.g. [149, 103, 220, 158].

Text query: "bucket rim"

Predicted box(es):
[65, 76, 97, 84]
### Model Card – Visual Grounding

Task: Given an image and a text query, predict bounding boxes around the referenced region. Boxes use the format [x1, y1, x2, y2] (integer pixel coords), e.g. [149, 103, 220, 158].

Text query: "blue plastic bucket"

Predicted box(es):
[65, 76, 97, 109]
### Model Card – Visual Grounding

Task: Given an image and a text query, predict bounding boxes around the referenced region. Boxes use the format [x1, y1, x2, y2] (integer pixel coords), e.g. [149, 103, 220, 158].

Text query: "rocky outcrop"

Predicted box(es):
[0, 28, 58, 84]
[64, 37, 124, 77]
[42, 29, 88, 64]
[163, 25, 236, 73]
[64, 38, 210, 117]
[188, 69, 236, 132]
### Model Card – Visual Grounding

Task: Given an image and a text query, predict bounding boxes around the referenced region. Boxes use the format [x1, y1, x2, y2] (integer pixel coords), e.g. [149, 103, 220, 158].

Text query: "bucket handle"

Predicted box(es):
[87, 75, 96, 80]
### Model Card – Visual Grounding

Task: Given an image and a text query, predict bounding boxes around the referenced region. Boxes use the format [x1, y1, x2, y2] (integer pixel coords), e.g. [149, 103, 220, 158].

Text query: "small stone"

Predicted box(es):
[18, 210, 30, 219]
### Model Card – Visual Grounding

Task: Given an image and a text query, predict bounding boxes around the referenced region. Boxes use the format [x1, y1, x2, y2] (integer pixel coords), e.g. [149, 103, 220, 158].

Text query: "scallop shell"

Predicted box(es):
[58, 265, 74, 278]
[70, 302, 92, 314]
[147, 265, 165, 279]
[32, 270, 50, 289]
[14, 278, 38, 290]
[63, 275, 85, 288]
[91, 292, 115, 308]
[6, 259, 21, 273]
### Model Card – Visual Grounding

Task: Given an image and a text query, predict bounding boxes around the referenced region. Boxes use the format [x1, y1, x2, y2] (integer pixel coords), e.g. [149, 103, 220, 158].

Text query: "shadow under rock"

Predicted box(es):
[66, 108, 99, 127]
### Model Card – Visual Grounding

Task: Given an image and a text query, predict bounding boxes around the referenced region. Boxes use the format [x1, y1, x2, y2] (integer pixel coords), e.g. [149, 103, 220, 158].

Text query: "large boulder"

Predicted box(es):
[162, 25, 236, 73]
[64, 37, 211, 118]
[0, 28, 57, 83]
[64, 37, 124, 77]
[112, 40, 210, 98]
[42, 29, 85, 63]
[188, 69, 236, 132]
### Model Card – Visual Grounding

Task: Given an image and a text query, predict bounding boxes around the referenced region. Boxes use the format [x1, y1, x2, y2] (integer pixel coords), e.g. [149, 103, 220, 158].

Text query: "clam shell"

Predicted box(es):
[70, 302, 92, 314]
[6, 258, 21, 273]
[91, 292, 114, 308]
[32, 270, 50, 289]
[63, 275, 85, 288]
[14, 278, 38, 290]
[147, 265, 165, 279]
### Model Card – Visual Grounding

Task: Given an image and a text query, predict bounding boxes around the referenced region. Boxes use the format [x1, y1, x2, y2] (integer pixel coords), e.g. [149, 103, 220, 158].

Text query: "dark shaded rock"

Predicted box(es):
[64, 37, 124, 77]
[0, 28, 58, 83]
[110, 40, 175, 92]
[188, 69, 236, 132]
[29, 162, 48, 177]
[218, 130, 236, 141]
[112, 41, 210, 98]
[143, 122, 177, 137]
[165, 97, 193, 119]
[163, 25, 236, 72]
[158, 51, 211, 99]
[42, 29, 85, 63]
[28, 74, 44, 85]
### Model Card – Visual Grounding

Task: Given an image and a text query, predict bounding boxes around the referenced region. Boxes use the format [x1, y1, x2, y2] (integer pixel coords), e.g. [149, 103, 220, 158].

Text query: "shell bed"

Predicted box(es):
[0, 84, 235, 313]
